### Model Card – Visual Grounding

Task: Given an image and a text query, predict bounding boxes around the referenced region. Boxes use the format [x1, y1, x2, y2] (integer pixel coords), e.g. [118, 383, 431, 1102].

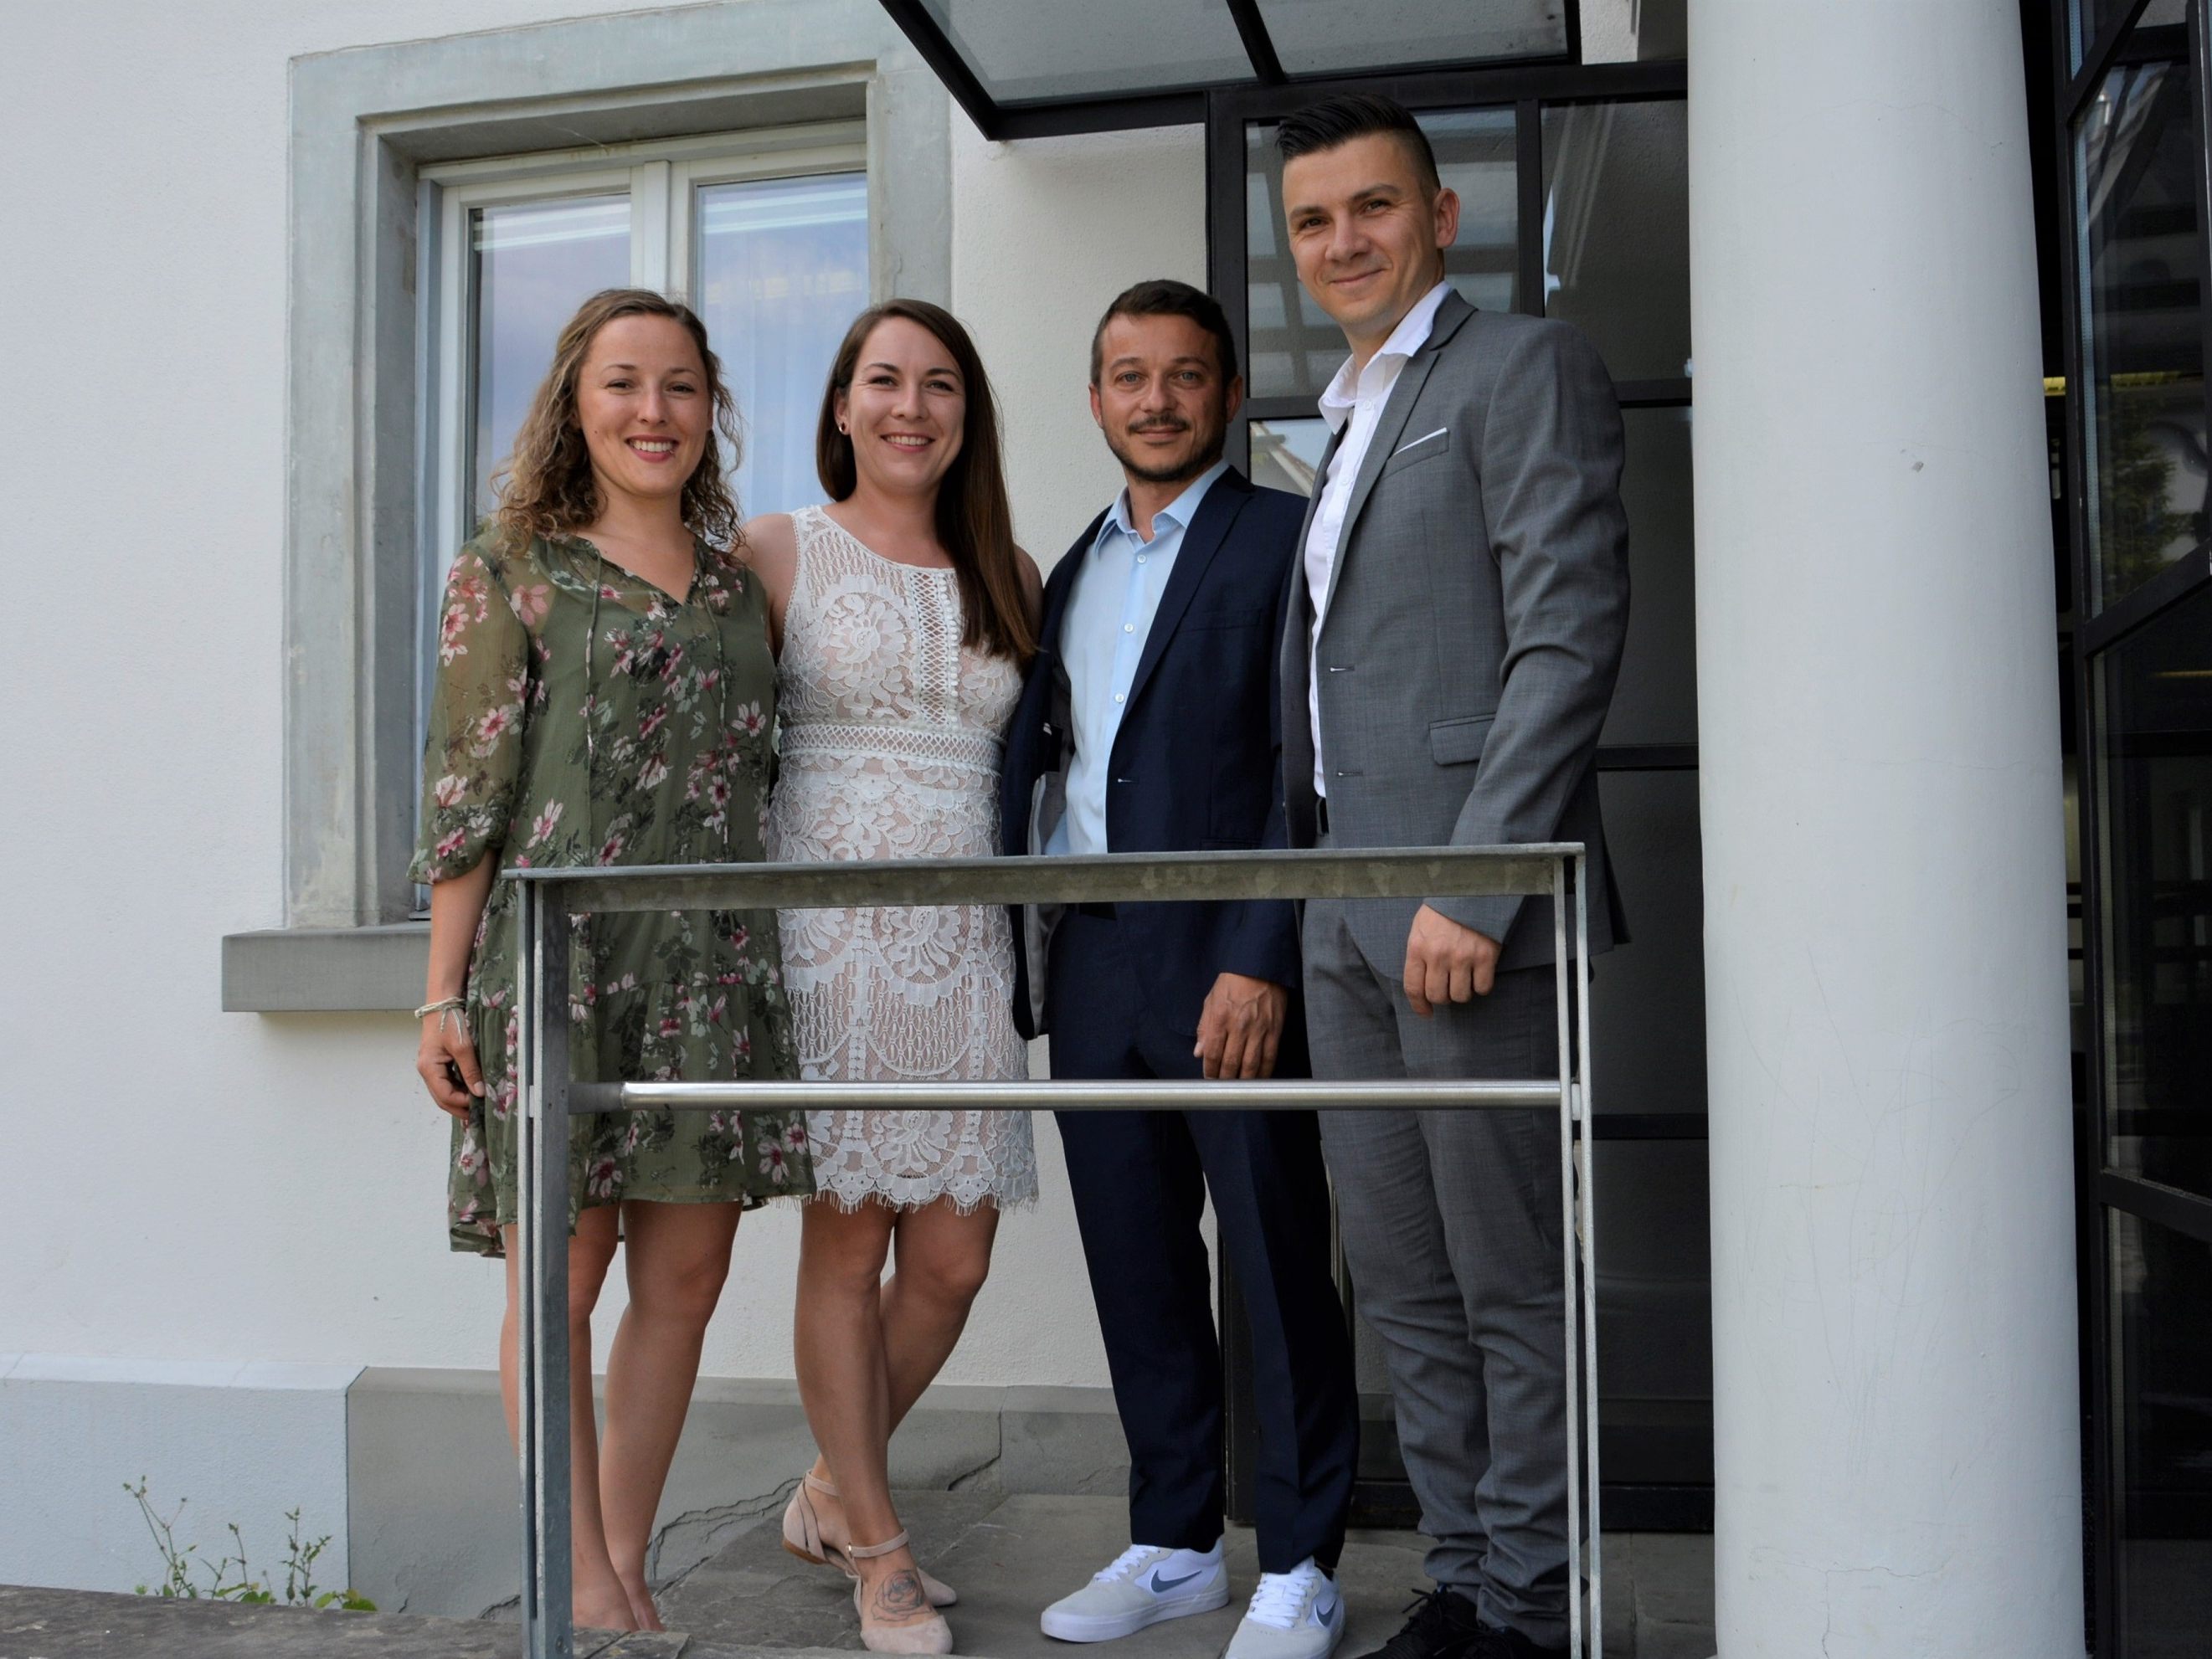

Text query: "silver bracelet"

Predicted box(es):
[414, 996, 466, 1021]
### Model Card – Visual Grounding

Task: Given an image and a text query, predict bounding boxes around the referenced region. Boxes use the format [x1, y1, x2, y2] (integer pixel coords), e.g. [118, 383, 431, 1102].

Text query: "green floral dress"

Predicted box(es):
[410, 529, 811, 1256]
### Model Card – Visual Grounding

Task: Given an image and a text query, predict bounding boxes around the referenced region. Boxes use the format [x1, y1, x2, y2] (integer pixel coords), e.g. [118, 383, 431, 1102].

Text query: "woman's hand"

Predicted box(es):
[418, 1007, 486, 1118]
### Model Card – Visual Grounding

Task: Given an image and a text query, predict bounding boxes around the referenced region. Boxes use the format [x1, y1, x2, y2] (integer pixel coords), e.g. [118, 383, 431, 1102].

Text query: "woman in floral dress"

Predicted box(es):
[410, 289, 810, 1635]
[744, 300, 1041, 1655]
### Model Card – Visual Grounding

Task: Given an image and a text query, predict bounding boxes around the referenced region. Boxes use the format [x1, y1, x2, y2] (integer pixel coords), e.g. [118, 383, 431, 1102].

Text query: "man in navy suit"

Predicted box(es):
[1002, 280, 1356, 1659]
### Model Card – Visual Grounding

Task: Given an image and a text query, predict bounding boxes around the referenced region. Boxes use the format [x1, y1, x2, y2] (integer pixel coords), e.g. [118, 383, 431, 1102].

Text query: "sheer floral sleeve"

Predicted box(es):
[409, 542, 531, 883]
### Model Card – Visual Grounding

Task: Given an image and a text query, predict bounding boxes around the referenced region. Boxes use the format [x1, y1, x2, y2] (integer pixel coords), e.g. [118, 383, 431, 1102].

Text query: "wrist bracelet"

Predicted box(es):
[414, 996, 466, 1020]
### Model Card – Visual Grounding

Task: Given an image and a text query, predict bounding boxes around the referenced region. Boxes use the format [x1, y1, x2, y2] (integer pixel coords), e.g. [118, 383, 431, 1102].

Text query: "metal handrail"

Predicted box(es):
[510, 845, 1599, 1659]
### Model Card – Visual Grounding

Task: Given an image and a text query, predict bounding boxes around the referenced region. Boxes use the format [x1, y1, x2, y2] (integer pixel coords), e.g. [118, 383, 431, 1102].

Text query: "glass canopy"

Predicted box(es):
[877, 0, 1572, 138]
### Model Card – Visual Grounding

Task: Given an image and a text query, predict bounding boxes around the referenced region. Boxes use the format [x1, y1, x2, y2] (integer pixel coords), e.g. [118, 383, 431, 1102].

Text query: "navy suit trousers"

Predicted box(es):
[1047, 908, 1357, 1572]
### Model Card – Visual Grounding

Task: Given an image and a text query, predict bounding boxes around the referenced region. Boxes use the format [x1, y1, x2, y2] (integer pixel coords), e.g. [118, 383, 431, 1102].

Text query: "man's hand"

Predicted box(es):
[1402, 905, 1501, 1016]
[1193, 973, 1290, 1079]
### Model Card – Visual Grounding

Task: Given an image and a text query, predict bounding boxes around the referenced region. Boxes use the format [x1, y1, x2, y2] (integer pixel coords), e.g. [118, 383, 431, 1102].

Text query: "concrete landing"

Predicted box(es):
[0, 1497, 1716, 1659]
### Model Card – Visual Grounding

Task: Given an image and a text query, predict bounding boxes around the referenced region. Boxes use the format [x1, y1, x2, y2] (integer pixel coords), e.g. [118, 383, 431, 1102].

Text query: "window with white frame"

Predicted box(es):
[419, 123, 870, 732]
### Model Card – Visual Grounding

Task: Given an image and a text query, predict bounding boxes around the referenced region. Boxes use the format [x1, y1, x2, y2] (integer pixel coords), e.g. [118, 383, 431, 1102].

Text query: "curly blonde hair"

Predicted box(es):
[490, 289, 743, 551]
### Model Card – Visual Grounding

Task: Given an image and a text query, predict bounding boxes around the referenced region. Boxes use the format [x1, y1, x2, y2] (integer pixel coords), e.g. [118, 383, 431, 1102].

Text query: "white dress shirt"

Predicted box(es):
[1304, 279, 1453, 798]
[1046, 460, 1231, 856]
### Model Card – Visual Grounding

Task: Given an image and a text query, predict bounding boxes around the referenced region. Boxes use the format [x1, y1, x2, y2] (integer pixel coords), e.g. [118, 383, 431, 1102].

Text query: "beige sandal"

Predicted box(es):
[781, 1471, 958, 1607]
[848, 1530, 954, 1655]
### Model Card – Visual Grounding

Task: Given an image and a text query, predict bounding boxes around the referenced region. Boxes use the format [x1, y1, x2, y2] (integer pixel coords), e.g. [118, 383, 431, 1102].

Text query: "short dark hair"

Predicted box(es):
[1274, 92, 1441, 196]
[1089, 279, 1240, 387]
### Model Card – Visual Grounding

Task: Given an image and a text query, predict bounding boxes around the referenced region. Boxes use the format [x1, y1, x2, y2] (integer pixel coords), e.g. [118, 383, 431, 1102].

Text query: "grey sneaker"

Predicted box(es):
[1224, 1559, 1344, 1659]
[1040, 1542, 1231, 1642]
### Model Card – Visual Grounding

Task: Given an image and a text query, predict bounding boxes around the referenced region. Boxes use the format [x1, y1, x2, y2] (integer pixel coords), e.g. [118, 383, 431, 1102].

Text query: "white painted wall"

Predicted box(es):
[0, 0, 1201, 1592]
[1688, 2, 2082, 1653]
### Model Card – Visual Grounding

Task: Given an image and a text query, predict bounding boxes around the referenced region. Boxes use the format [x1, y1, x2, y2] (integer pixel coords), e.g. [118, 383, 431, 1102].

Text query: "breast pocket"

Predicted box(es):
[1379, 426, 1452, 478]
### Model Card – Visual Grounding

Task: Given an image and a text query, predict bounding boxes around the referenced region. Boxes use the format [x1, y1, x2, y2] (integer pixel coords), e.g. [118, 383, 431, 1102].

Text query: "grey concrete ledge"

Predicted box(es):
[347, 1369, 1129, 1620]
[222, 923, 427, 1012]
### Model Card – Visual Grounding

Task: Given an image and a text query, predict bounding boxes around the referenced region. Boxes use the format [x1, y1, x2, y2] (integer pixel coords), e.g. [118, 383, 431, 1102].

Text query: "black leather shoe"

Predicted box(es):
[1467, 1620, 1567, 1659]
[1349, 1587, 1487, 1659]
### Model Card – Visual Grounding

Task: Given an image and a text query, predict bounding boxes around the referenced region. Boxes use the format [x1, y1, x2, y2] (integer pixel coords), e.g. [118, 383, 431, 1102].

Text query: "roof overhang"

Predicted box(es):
[874, 1, 1576, 140]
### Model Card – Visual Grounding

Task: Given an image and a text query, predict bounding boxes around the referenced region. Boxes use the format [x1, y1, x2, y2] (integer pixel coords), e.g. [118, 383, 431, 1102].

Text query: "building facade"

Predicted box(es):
[0, 2, 2203, 1653]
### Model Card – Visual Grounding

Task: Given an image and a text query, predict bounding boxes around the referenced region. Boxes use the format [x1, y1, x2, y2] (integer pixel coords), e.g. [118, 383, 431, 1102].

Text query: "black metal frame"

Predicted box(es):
[874, 0, 1589, 141]
[1200, 54, 1700, 1533]
[2050, 1, 2212, 1653]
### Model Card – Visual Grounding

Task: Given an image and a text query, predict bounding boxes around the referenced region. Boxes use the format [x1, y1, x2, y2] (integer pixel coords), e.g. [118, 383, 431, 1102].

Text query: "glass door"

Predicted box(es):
[1205, 50, 1704, 1533]
[2056, 3, 2212, 1651]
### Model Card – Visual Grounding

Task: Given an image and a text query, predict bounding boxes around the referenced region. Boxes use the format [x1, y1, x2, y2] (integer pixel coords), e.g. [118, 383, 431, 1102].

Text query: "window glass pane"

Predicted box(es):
[2108, 1205, 2212, 1659]
[1253, 0, 1566, 75]
[1591, 1137, 1711, 1487]
[469, 195, 632, 523]
[1578, 0, 1685, 63]
[1248, 416, 1330, 497]
[1246, 108, 1516, 402]
[2097, 581, 2212, 1197]
[2077, 0, 2190, 70]
[2076, 33, 2207, 610]
[693, 172, 869, 521]
[1605, 407, 1696, 747]
[1542, 101, 1690, 383]
[916, 0, 1252, 102]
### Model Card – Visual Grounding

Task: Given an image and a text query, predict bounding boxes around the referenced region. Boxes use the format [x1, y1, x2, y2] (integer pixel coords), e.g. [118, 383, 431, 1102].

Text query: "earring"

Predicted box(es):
[838, 423, 849, 435]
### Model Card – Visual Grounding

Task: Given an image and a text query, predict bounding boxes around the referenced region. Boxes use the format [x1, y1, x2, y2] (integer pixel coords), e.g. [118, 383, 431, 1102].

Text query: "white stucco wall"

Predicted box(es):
[0, 0, 1202, 1591]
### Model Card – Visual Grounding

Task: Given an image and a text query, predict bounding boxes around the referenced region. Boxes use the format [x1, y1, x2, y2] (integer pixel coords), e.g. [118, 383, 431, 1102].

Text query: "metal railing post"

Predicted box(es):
[1551, 860, 1582, 1659]
[1575, 852, 1602, 1643]
[518, 885, 575, 1659]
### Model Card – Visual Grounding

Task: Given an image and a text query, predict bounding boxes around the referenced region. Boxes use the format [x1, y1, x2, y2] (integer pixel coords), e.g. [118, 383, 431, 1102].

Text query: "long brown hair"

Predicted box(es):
[817, 300, 1035, 664]
[491, 288, 743, 551]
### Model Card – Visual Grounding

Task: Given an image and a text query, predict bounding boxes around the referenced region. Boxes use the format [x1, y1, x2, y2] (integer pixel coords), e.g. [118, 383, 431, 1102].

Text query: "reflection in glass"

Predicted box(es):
[1577, 0, 1685, 64]
[470, 195, 633, 521]
[1248, 417, 1330, 498]
[2109, 1208, 2212, 1659]
[1253, 0, 1565, 75]
[2097, 582, 2212, 1198]
[2076, 36, 2208, 609]
[2076, 0, 2189, 69]
[692, 172, 869, 521]
[1543, 101, 1690, 383]
[1246, 109, 1516, 402]
[916, 0, 1251, 102]
[1605, 408, 1696, 747]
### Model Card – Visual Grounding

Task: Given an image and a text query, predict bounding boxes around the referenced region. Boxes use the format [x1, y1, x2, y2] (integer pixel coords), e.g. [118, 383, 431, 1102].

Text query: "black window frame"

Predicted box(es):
[2050, 1, 2212, 1654]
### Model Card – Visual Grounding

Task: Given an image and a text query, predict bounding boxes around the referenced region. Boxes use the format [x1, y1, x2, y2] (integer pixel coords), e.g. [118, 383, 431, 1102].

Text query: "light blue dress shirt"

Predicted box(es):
[1045, 460, 1231, 857]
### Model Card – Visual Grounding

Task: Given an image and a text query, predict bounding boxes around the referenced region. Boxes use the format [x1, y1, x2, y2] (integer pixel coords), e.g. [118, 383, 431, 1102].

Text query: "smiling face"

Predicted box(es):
[836, 316, 968, 501]
[1282, 131, 1460, 357]
[574, 313, 711, 506]
[1090, 311, 1242, 488]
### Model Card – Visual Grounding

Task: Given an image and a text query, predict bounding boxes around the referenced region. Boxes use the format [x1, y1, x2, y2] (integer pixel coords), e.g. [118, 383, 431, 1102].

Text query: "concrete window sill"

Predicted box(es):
[222, 924, 428, 1013]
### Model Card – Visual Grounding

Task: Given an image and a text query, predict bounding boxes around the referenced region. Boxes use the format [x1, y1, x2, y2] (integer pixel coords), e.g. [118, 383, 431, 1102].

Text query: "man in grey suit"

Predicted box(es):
[1273, 95, 1629, 1659]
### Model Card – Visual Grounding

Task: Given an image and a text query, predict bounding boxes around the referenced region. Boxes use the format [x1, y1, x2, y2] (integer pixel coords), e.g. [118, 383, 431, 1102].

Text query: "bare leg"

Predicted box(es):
[500, 1208, 634, 1633]
[795, 1199, 939, 1634]
[600, 1199, 743, 1631]
[805, 1199, 1000, 1494]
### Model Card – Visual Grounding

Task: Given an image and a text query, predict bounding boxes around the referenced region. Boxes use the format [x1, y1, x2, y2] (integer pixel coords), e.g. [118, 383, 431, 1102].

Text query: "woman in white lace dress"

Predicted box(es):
[743, 299, 1041, 1655]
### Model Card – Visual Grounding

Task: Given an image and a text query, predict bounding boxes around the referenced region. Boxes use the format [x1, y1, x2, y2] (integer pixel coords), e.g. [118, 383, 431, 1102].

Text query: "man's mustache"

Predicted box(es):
[1128, 419, 1191, 434]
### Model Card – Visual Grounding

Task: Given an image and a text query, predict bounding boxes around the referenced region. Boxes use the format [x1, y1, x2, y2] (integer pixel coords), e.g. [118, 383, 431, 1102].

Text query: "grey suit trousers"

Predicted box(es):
[1303, 876, 1568, 1647]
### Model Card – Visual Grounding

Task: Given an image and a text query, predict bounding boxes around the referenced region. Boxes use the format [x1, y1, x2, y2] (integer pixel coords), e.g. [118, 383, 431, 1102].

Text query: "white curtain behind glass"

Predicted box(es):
[693, 172, 870, 521]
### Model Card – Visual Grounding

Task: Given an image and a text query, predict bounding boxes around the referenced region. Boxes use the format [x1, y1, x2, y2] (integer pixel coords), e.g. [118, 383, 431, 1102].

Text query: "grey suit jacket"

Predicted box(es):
[1279, 290, 1630, 975]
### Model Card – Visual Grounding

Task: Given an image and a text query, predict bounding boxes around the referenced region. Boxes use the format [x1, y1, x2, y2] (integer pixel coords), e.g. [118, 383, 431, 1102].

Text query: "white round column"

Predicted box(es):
[1686, 3, 2083, 1654]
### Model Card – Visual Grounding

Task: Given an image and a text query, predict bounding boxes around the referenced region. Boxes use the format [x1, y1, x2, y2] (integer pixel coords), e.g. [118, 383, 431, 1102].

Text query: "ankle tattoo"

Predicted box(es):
[873, 1569, 927, 1617]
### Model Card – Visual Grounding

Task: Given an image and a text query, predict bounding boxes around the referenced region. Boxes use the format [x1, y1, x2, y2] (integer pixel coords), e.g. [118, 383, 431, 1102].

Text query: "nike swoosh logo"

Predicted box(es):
[1317, 1595, 1340, 1625]
[1149, 1568, 1206, 1593]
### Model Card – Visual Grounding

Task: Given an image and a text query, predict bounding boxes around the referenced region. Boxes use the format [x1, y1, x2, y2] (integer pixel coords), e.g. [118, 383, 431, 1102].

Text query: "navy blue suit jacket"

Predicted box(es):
[1001, 467, 1306, 1042]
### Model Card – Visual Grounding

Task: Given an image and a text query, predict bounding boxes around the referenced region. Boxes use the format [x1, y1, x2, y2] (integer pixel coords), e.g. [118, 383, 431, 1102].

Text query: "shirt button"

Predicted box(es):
[1114, 693, 1125, 704]
[1137, 555, 1147, 564]
[1124, 623, 1135, 633]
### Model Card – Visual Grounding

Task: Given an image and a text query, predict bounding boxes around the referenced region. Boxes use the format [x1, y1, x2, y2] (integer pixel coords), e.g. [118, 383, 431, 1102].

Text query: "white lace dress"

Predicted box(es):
[767, 505, 1037, 1214]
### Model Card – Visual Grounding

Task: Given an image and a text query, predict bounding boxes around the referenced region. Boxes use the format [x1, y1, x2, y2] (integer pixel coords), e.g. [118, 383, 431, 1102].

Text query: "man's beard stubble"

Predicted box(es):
[1105, 419, 1225, 487]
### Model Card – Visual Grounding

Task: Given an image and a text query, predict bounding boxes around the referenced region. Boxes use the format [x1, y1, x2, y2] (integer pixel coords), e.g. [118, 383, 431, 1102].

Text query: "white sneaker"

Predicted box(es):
[1224, 1559, 1344, 1659]
[1039, 1541, 1231, 1641]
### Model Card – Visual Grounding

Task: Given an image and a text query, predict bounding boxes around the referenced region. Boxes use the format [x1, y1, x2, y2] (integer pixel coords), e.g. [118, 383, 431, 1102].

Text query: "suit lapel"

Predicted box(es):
[1123, 470, 1246, 714]
[1319, 290, 1475, 622]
